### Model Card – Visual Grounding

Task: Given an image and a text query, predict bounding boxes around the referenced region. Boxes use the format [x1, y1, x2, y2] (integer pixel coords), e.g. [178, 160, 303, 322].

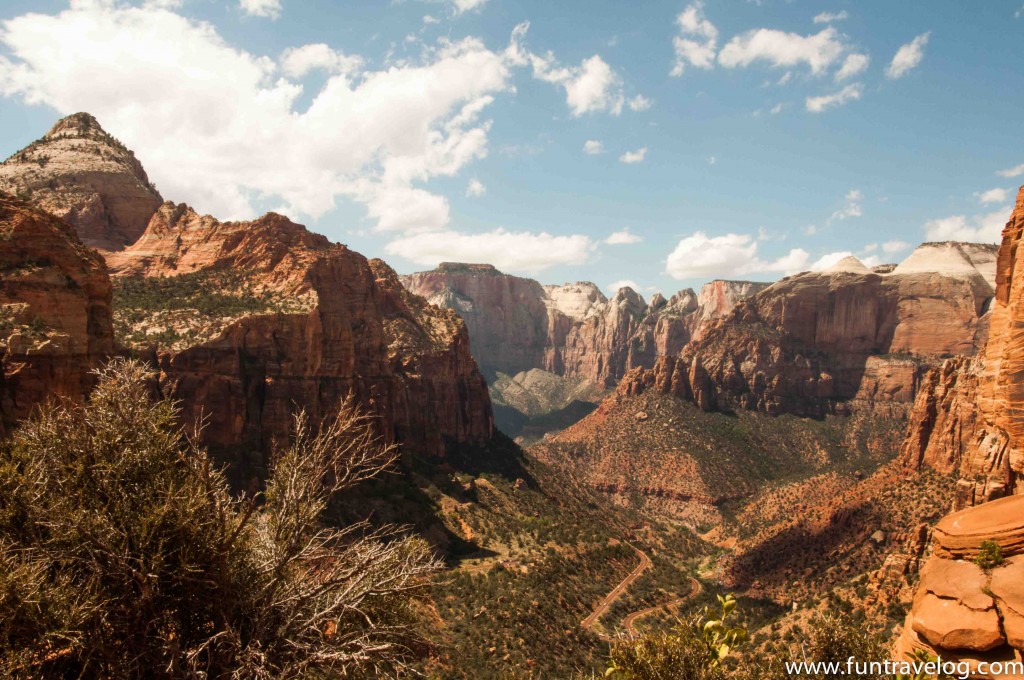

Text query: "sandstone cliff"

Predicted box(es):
[895, 495, 1024, 674]
[0, 113, 163, 251]
[110, 203, 493, 467]
[902, 188, 1024, 507]
[401, 265, 764, 386]
[621, 246, 996, 418]
[0, 194, 115, 433]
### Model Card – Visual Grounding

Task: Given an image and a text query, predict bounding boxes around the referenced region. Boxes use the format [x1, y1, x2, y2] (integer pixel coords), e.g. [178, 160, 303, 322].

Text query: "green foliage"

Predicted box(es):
[974, 540, 1004, 570]
[0, 359, 439, 678]
[605, 594, 746, 680]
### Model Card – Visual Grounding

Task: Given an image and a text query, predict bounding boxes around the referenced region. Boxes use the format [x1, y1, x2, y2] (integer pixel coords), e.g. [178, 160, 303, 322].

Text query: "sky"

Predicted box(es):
[0, 0, 1022, 299]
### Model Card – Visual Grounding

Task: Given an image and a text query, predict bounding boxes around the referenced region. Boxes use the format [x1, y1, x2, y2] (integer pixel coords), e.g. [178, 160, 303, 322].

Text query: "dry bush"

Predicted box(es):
[0, 359, 440, 678]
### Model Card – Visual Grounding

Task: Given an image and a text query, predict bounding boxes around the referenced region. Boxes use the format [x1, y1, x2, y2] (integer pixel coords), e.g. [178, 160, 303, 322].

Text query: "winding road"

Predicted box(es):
[581, 543, 703, 640]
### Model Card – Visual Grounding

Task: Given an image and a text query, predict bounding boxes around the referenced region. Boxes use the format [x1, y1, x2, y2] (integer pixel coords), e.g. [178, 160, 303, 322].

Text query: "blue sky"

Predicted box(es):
[0, 0, 1022, 297]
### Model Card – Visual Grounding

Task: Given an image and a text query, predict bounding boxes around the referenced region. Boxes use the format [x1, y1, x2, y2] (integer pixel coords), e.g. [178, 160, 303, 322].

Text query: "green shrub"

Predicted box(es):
[974, 540, 1004, 570]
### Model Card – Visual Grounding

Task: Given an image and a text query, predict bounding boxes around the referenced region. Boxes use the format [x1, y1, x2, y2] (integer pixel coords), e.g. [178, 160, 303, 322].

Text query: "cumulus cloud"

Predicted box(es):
[882, 240, 910, 254]
[718, 27, 846, 75]
[385, 228, 595, 274]
[976, 188, 1009, 204]
[466, 178, 486, 197]
[813, 10, 848, 24]
[828, 189, 863, 223]
[619, 147, 647, 164]
[605, 229, 642, 245]
[627, 94, 652, 111]
[665, 231, 812, 279]
[886, 32, 930, 79]
[530, 52, 624, 116]
[671, 1, 718, 76]
[924, 208, 1009, 243]
[451, 0, 487, 15]
[583, 139, 604, 155]
[835, 53, 869, 81]
[279, 43, 362, 78]
[997, 164, 1024, 178]
[0, 6, 618, 233]
[606, 279, 641, 293]
[239, 0, 281, 19]
[806, 82, 863, 112]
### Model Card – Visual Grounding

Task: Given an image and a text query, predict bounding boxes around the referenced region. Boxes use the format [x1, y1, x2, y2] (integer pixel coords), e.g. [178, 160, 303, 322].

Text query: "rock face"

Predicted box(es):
[896, 495, 1024, 671]
[111, 204, 493, 467]
[0, 194, 115, 433]
[902, 189, 1024, 507]
[625, 250, 995, 418]
[0, 113, 163, 251]
[401, 266, 764, 386]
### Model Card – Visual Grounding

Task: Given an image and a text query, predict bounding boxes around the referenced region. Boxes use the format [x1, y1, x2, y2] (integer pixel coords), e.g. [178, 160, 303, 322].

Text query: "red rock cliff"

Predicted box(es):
[111, 203, 492, 468]
[0, 194, 115, 433]
[903, 188, 1024, 507]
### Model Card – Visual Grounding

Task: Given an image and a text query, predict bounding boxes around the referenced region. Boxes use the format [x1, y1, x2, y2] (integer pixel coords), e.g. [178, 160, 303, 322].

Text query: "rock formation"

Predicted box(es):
[902, 189, 1024, 507]
[623, 246, 996, 418]
[896, 495, 1024, 673]
[401, 265, 764, 386]
[0, 113, 163, 251]
[110, 203, 493, 469]
[0, 194, 115, 433]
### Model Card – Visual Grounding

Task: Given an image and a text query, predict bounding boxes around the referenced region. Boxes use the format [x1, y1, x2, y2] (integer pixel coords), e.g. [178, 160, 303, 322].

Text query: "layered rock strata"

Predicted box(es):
[0, 194, 115, 433]
[0, 113, 163, 250]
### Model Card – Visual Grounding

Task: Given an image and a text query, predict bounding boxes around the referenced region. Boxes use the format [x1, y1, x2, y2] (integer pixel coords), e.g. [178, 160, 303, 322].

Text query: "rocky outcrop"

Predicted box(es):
[896, 495, 1024, 673]
[0, 194, 115, 433]
[401, 265, 763, 385]
[902, 190, 1024, 507]
[0, 113, 163, 251]
[111, 205, 493, 467]
[633, 249, 996, 417]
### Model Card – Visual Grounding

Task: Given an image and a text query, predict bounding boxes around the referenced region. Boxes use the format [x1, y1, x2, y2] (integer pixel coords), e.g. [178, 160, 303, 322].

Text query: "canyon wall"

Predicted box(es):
[0, 194, 115, 433]
[902, 187, 1024, 507]
[402, 264, 766, 385]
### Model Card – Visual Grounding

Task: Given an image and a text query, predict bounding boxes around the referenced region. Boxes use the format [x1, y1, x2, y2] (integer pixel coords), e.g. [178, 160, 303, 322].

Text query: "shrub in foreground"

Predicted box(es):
[0, 360, 439, 678]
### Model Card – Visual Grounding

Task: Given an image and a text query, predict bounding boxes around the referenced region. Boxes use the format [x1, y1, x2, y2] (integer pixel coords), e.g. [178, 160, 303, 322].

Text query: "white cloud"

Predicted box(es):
[386, 228, 595, 274]
[0, 5, 579, 231]
[813, 10, 848, 24]
[279, 43, 362, 78]
[619, 147, 647, 164]
[886, 32, 930, 79]
[863, 242, 878, 252]
[718, 27, 846, 75]
[423, 15, 440, 24]
[665, 231, 811, 279]
[835, 53, 869, 81]
[976, 188, 1009, 205]
[583, 139, 604, 155]
[882, 240, 910, 254]
[924, 207, 1009, 243]
[627, 94, 652, 111]
[806, 82, 863, 112]
[671, 1, 719, 76]
[828, 189, 863, 223]
[239, 0, 281, 19]
[605, 229, 642, 245]
[708, 155, 717, 165]
[466, 178, 486, 197]
[1017, 3, 1024, 19]
[452, 0, 487, 15]
[606, 279, 640, 293]
[769, 102, 784, 115]
[997, 164, 1024, 178]
[530, 52, 624, 116]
